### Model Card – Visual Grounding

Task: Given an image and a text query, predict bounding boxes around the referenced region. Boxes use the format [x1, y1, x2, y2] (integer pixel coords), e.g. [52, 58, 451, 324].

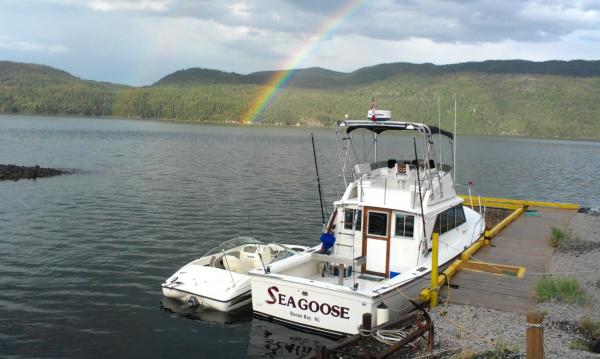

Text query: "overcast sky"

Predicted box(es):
[2, 0, 600, 86]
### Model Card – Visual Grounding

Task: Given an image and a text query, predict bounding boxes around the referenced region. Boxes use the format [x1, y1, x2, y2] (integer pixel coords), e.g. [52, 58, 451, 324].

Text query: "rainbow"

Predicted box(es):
[241, 0, 364, 124]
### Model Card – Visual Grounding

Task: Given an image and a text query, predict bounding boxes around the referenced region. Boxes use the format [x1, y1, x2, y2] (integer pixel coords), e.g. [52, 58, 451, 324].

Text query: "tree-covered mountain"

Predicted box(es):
[153, 60, 600, 89]
[1, 59, 600, 139]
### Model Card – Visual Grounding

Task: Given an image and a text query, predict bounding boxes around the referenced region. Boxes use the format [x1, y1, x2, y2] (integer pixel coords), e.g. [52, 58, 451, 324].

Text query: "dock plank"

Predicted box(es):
[443, 207, 576, 314]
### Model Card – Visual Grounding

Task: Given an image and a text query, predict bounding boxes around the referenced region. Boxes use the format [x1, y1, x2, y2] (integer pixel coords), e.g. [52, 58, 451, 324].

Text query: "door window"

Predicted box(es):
[367, 211, 388, 237]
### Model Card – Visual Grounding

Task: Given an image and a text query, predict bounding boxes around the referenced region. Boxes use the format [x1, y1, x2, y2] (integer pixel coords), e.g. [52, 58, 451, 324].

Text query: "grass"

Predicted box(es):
[550, 227, 572, 247]
[475, 341, 520, 359]
[452, 349, 475, 359]
[451, 341, 520, 359]
[570, 338, 590, 351]
[535, 276, 586, 304]
[570, 318, 600, 352]
[580, 318, 600, 339]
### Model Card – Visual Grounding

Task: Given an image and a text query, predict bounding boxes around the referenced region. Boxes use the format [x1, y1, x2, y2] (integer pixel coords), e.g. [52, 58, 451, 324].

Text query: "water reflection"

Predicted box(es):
[160, 297, 252, 325]
[160, 297, 334, 358]
[246, 318, 335, 358]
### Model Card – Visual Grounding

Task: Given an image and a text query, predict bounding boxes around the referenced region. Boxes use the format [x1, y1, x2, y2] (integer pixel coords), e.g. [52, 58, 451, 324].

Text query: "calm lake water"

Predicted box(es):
[1, 115, 599, 358]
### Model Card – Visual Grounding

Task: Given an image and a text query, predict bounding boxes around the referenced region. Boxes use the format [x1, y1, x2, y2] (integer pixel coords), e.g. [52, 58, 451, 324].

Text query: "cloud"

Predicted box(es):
[0, 40, 69, 54]
[42, 0, 171, 12]
[88, 0, 170, 11]
[33, 0, 600, 44]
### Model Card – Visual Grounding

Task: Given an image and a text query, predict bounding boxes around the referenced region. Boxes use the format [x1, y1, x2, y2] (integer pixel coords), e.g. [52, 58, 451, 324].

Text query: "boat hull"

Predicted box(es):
[250, 273, 429, 336]
[162, 285, 251, 312]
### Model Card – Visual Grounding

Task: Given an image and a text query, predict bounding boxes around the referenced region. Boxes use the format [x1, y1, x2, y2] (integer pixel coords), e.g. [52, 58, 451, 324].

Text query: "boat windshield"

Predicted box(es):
[271, 249, 300, 262]
[203, 236, 264, 257]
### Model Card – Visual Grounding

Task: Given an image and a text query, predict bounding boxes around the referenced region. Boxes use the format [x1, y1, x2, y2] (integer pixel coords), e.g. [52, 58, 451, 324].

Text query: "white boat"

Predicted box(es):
[249, 109, 485, 335]
[162, 236, 307, 312]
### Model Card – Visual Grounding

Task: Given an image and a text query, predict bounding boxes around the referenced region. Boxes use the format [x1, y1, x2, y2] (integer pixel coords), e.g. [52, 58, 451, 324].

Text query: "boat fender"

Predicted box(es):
[376, 302, 389, 325]
[187, 296, 199, 308]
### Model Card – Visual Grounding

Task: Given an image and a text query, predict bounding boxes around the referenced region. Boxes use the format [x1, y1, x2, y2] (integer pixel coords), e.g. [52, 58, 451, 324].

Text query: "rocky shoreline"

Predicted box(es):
[0, 164, 69, 181]
[421, 212, 600, 358]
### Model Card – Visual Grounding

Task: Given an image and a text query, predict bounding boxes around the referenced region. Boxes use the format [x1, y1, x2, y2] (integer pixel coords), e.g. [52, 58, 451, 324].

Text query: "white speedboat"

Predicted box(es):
[249, 108, 485, 335]
[162, 236, 307, 312]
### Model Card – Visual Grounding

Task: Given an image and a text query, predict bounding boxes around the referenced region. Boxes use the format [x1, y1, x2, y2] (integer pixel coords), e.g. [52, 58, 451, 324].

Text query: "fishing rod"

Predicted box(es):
[247, 217, 268, 273]
[311, 133, 326, 225]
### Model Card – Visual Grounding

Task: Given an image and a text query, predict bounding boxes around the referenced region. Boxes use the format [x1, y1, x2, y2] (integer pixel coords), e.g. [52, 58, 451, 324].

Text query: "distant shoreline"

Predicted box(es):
[1, 112, 599, 143]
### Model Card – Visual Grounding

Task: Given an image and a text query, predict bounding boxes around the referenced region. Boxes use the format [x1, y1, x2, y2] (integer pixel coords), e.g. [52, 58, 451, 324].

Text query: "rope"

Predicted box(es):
[524, 269, 600, 276]
[410, 327, 522, 359]
[525, 322, 544, 328]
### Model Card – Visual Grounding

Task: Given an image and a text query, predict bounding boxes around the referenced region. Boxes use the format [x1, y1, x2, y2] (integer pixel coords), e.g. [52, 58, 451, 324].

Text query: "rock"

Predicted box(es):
[0, 164, 69, 181]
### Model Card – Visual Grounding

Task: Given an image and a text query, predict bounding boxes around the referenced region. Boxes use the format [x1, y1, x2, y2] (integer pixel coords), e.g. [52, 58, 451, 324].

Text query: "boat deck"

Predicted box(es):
[306, 272, 385, 291]
[441, 206, 576, 314]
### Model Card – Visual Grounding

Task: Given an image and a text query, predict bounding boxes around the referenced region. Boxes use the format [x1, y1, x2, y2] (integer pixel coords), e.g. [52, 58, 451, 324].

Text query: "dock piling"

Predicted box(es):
[314, 345, 327, 359]
[362, 312, 372, 331]
[526, 311, 544, 359]
[430, 232, 439, 308]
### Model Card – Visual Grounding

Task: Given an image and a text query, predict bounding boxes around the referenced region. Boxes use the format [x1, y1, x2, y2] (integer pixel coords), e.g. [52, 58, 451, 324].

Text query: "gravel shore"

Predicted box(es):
[422, 212, 600, 358]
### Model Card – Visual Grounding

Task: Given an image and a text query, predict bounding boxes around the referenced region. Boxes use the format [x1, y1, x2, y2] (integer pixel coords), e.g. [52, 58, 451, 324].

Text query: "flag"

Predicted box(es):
[370, 97, 376, 121]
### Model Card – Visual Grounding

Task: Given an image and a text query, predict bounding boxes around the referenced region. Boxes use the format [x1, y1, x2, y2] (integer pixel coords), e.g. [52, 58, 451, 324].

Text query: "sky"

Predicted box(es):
[1, 0, 600, 86]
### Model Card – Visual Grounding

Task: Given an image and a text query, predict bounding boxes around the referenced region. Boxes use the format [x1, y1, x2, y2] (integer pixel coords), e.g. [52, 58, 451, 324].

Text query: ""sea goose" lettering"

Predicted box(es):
[265, 286, 350, 319]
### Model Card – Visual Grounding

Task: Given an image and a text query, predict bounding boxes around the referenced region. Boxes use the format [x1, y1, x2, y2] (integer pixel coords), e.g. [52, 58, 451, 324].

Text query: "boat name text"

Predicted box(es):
[265, 286, 350, 319]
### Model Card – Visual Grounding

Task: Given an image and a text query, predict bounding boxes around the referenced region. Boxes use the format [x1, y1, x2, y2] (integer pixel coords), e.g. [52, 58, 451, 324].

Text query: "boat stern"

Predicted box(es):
[250, 272, 378, 336]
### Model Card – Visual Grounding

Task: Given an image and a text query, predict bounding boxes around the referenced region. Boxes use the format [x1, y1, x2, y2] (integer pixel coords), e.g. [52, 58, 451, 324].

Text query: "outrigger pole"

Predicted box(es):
[311, 133, 326, 225]
[413, 137, 428, 256]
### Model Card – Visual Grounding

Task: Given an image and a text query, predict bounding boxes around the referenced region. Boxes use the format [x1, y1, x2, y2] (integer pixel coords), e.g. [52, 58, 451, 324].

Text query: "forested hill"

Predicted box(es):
[2, 60, 600, 139]
[154, 60, 600, 88]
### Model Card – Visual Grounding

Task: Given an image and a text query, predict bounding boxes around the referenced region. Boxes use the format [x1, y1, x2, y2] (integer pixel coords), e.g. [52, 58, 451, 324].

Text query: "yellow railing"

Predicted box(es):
[459, 195, 580, 210]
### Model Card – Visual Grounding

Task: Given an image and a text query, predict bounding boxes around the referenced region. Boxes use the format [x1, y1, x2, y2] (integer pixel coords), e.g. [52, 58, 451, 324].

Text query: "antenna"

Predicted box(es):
[247, 217, 268, 273]
[453, 97, 457, 184]
[311, 133, 326, 225]
[437, 96, 442, 168]
[221, 249, 236, 287]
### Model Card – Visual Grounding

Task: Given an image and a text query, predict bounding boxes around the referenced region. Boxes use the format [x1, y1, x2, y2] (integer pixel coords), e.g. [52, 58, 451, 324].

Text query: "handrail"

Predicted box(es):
[459, 195, 579, 210]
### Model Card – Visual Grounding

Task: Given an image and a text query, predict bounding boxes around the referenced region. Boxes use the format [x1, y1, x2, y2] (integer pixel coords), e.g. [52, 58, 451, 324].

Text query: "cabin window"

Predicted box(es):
[344, 209, 362, 231]
[395, 213, 415, 238]
[367, 211, 388, 237]
[434, 204, 467, 234]
[455, 205, 466, 227]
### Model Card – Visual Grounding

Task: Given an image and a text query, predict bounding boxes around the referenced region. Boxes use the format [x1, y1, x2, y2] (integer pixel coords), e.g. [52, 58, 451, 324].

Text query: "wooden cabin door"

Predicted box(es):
[362, 207, 391, 277]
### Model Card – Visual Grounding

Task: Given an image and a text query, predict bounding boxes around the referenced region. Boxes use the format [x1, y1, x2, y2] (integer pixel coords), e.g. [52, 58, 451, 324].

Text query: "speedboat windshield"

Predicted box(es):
[203, 236, 264, 257]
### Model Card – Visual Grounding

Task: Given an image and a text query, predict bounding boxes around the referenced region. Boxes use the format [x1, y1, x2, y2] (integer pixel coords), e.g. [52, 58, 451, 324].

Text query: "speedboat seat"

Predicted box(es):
[240, 245, 271, 269]
[222, 255, 248, 273]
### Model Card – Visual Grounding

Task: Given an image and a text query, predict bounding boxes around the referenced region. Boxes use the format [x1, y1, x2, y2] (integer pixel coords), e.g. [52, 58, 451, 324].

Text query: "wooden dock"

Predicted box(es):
[441, 206, 577, 314]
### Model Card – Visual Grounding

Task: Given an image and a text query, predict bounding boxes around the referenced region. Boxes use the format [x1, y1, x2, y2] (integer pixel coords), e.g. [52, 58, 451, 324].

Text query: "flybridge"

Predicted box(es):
[338, 119, 454, 139]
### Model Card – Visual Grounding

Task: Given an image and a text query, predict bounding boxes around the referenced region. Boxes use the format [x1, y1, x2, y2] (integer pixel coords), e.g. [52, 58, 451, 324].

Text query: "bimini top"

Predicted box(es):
[336, 120, 454, 140]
